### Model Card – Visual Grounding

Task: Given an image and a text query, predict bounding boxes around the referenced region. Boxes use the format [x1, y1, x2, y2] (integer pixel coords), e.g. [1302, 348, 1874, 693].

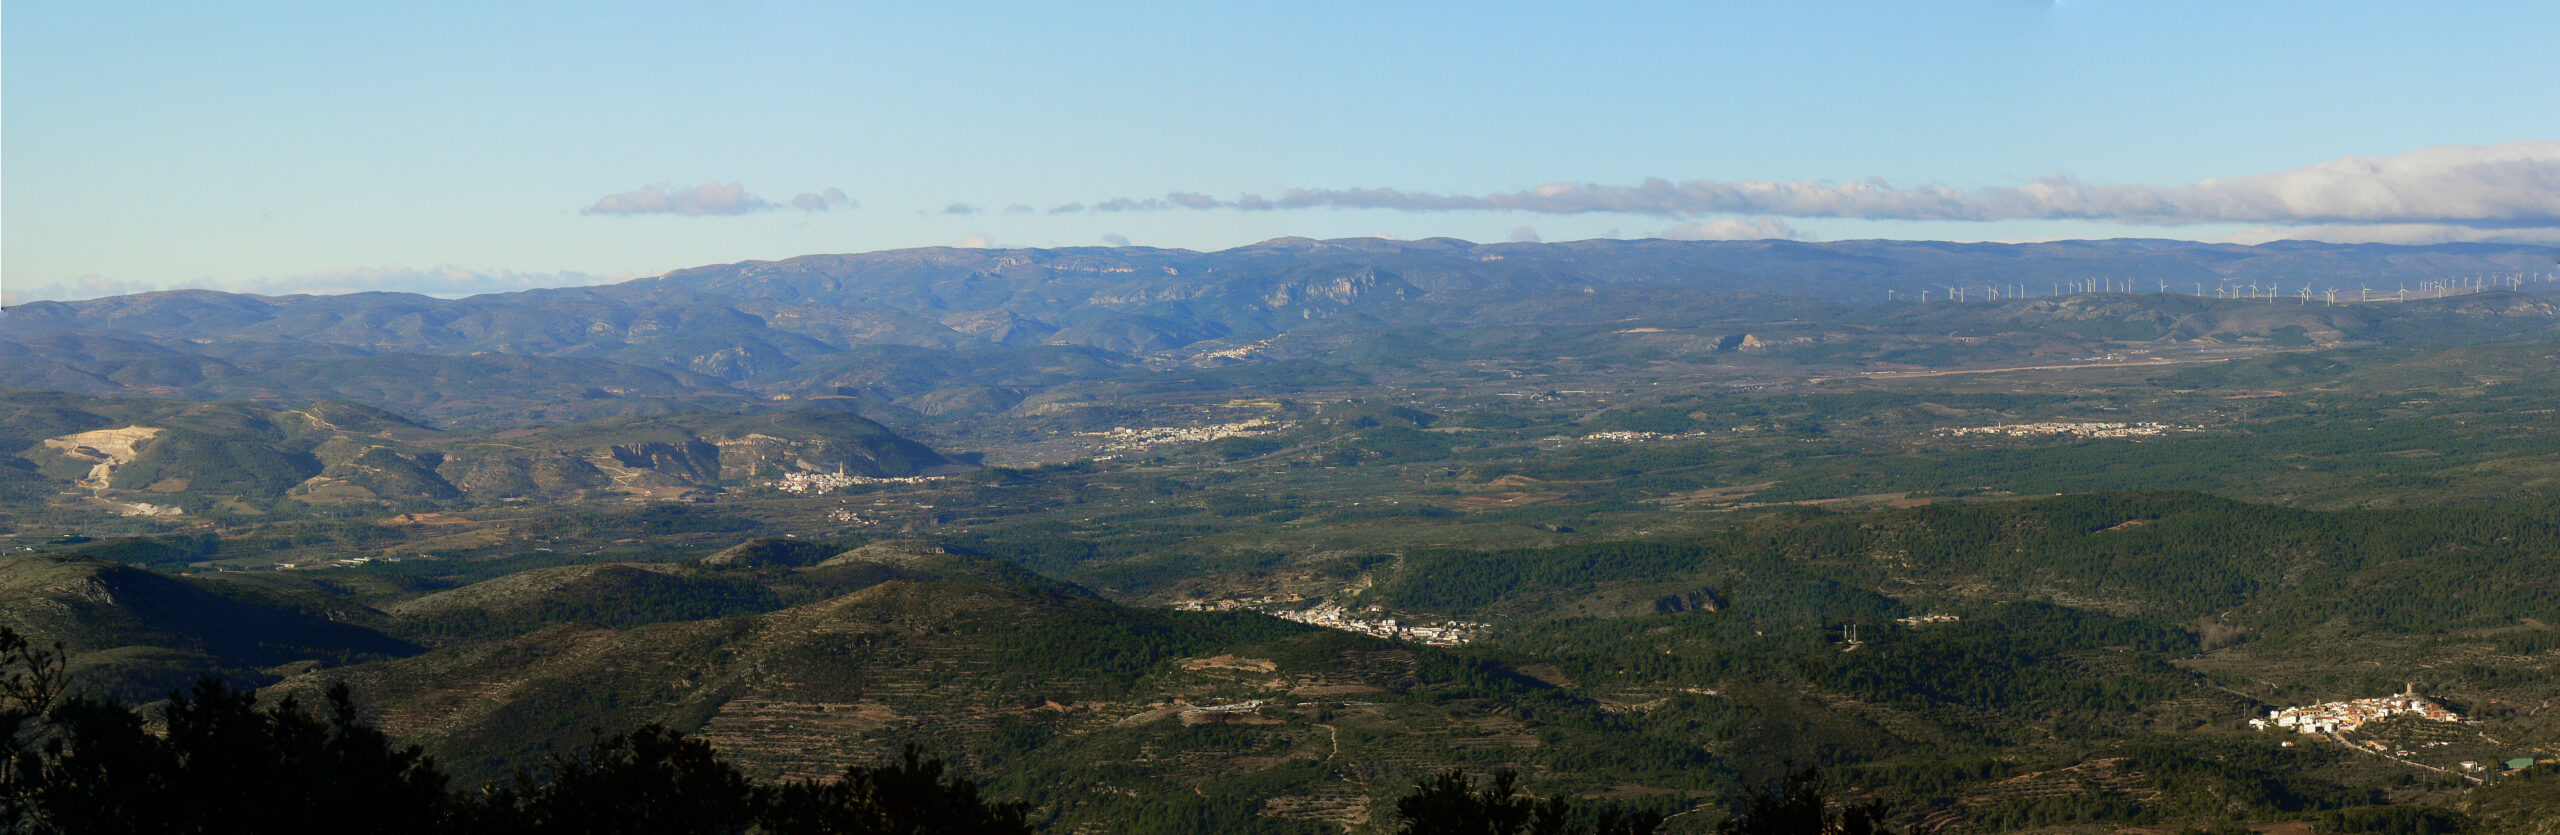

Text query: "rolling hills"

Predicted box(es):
[10, 238, 2560, 832]
[1, 389, 956, 519]
[6, 238, 2556, 432]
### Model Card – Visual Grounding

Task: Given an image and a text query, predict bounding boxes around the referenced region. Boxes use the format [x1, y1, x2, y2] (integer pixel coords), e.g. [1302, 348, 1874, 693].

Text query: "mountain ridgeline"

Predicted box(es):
[4, 238, 2556, 428]
[0, 389, 952, 513]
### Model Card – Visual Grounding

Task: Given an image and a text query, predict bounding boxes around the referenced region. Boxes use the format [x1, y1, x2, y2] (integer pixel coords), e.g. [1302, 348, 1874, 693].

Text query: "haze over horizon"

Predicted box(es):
[7, 1, 2557, 303]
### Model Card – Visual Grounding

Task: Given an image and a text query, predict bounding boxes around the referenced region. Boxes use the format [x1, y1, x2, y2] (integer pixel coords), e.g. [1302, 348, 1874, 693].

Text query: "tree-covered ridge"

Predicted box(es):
[13, 484, 2560, 831]
[0, 388, 953, 518]
[1360, 491, 2560, 637]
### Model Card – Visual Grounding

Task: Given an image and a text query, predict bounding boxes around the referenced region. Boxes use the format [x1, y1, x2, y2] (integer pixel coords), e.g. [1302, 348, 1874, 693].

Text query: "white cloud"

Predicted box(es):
[2, 266, 623, 303]
[1658, 218, 1797, 241]
[790, 188, 853, 211]
[942, 202, 982, 216]
[584, 183, 769, 216]
[1090, 197, 1161, 212]
[4, 274, 161, 304]
[584, 183, 850, 216]
[238, 266, 628, 297]
[1067, 142, 2560, 231]
[2213, 223, 2560, 247]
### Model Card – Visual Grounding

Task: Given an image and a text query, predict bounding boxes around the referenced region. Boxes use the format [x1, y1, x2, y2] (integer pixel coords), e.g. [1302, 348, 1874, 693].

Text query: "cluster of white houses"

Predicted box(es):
[1081, 419, 1282, 453]
[1174, 598, 1486, 646]
[2250, 686, 2460, 735]
[1274, 603, 1486, 646]
[1940, 421, 2179, 439]
[1577, 430, 1714, 444]
[769, 469, 943, 495]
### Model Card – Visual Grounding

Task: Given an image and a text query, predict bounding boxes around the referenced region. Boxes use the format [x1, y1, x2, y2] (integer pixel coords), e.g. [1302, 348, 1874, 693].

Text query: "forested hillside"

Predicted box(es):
[7, 239, 2560, 832]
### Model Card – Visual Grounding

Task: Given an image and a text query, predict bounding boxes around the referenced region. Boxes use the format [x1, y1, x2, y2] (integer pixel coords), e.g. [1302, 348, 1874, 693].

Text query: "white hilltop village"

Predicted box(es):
[2251, 684, 2460, 735]
[1082, 418, 1284, 454]
[1174, 597, 1487, 646]
[1939, 422, 2185, 439]
[769, 467, 945, 496]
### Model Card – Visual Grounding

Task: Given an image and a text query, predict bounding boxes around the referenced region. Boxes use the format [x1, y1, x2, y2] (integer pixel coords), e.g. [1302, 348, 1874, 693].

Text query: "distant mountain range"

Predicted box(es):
[5, 238, 2556, 428]
[1, 389, 952, 514]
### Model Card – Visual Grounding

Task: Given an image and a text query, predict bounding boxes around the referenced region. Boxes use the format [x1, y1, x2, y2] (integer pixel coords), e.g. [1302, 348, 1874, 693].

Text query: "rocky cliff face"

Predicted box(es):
[608, 440, 725, 484]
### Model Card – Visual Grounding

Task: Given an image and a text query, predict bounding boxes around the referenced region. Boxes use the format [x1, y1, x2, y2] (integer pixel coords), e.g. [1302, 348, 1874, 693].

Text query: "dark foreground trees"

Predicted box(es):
[475, 727, 1029, 835]
[0, 629, 1027, 835]
[13, 678, 456, 834]
[1385, 765, 1905, 835]
[1392, 769, 1664, 835]
[1713, 766, 1896, 835]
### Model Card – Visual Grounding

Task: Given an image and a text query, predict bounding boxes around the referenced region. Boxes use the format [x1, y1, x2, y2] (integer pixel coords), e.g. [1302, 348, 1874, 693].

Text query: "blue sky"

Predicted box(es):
[7, 1, 2558, 301]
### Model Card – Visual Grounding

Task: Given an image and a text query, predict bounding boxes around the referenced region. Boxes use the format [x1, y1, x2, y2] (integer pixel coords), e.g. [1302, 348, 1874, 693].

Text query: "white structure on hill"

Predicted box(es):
[2249, 684, 2459, 735]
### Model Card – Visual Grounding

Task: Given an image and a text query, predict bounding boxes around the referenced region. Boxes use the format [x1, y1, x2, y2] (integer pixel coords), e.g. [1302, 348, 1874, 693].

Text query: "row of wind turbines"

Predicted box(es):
[1881, 271, 2560, 305]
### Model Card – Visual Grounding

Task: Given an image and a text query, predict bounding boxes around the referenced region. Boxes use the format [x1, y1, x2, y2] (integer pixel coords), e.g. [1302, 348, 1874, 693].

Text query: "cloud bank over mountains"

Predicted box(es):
[1660, 218, 1799, 241]
[584, 183, 851, 216]
[24, 145, 2548, 304]
[4, 266, 626, 305]
[1054, 142, 2560, 239]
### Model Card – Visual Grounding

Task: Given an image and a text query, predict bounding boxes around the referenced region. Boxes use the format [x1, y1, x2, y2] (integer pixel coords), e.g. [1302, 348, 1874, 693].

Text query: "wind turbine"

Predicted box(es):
[2359, 286, 2371, 302]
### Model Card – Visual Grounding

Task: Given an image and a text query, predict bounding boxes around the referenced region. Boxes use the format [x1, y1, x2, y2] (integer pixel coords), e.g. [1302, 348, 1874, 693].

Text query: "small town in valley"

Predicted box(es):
[1939, 422, 2183, 439]
[1275, 602, 1487, 646]
[1082, 418, 1285, 453]
[1174, 597, 1487, 646]
[2250, 685, 2460, 735]
[769, 469, 945, 495]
